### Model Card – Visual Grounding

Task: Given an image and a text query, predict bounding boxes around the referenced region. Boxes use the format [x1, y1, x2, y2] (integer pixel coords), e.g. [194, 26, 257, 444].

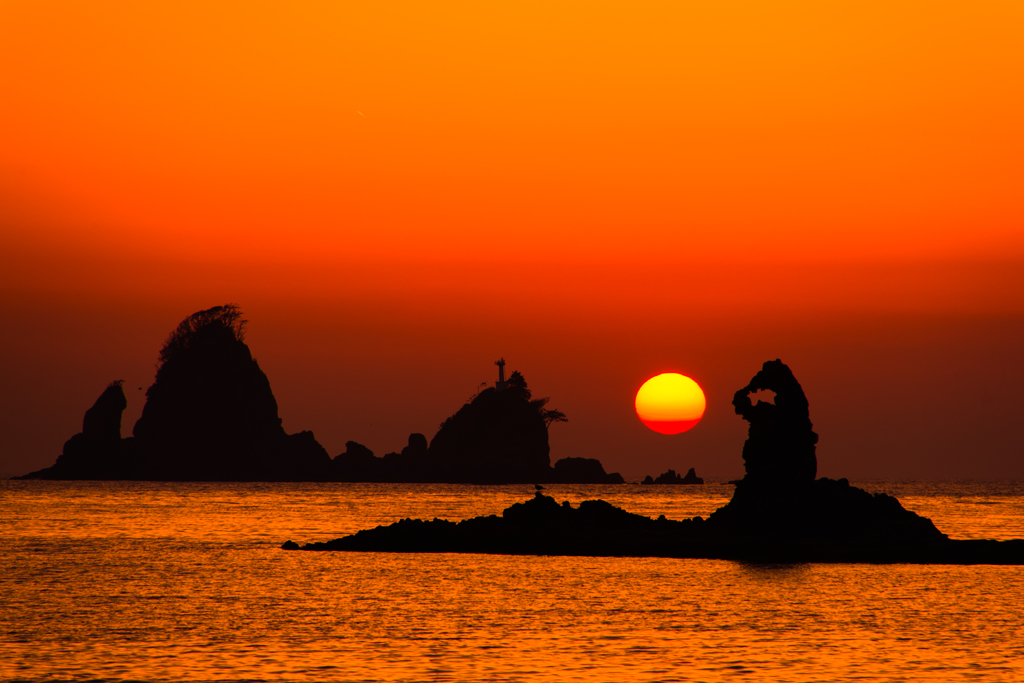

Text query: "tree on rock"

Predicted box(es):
[425, 369, 567, 484]
[132, 304, 329, 480]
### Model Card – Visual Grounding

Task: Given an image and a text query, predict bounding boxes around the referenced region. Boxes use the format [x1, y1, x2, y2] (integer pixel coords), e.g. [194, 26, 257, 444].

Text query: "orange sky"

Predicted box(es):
[1, 1, 1022, 478]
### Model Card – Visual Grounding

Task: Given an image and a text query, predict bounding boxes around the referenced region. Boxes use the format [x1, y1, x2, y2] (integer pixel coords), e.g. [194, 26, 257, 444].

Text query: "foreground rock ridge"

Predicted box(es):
[19, 306, 620, 483]
[283, 359, 1024, 564]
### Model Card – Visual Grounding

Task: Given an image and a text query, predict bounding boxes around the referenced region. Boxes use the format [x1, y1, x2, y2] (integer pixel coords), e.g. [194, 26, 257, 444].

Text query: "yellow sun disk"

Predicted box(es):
[635, 373, 706, 433]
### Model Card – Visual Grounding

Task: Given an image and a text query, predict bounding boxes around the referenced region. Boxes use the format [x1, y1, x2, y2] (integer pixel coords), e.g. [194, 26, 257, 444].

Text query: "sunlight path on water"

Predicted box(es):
[2, 481, 1023, 681]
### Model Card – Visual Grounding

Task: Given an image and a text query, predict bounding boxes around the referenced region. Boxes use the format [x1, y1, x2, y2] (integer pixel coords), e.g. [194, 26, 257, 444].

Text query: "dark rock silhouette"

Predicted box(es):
[417, 368, 619, 483]
[642, 467, 703, 485]
[285, 359, 1024, 563]
[290, 491, 701, 556]
[283, 489, 1024, 564]
[20, 305, 330, 481]
[424, 370, 553, 483]
[20, 380, 135, 479]
[330, 441, 383, 481]
[732, 359, 817, 486]
[705, 360, 937, 544]
[326, 370, 620, 483]
[19, 310, 622, 483]
[382, 433, 429, 478]
[83, 380, 129, 441]
[329, 436, 432, 482]
[550, 457, 625, 484]
[131, 305, 330, 480]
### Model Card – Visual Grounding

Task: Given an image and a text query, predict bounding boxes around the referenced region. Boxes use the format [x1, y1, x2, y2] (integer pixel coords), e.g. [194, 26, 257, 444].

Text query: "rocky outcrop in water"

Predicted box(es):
[705, 360, 940, 545]
[290, 491, 701, 556]
[20, 305, 330, 481]
[325, 373, 621, 484]
[25, 380, 135, 479]
[384, 433, 429, 475]
[328, 434, 432, 482]
[281, 359, 1024, 563]
[731, 359, 817, 486]
[642, 467, 703, 485]
[423, 371, 553, 483]
[329, 441, 382, 481]
[19, 308, 621, 483]
[284, 489, 1024, 564]
[550, 457, 625, 484]
[131, 305, 329, 480]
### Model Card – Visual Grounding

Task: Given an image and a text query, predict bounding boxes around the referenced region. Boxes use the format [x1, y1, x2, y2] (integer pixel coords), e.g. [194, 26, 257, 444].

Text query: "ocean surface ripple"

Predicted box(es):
[2, 480, 1023, 682]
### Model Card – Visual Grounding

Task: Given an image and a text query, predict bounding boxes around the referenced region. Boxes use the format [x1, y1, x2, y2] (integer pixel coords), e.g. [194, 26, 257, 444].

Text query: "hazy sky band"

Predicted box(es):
[0, 1, 1020, 479]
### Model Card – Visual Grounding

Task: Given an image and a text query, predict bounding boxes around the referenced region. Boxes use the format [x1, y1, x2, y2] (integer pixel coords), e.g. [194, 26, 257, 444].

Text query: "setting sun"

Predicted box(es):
[635, 373, 706, 435]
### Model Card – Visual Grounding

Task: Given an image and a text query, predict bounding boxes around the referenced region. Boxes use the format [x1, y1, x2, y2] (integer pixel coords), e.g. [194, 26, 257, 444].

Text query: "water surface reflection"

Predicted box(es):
[2, 480, 1022, 681]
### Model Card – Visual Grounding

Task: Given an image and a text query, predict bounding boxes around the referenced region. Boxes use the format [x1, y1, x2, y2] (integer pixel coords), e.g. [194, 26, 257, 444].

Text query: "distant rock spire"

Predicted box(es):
[732, 358, 818, 488]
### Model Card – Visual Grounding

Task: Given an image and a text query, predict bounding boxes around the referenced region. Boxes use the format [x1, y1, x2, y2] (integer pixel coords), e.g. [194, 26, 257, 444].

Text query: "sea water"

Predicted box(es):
[2, 480, 1023, 682]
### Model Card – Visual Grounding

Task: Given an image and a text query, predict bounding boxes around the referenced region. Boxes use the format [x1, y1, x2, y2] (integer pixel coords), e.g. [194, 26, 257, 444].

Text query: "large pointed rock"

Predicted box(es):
[710, 359, 943, 545]
[19, 380, 133, 479]
[132, 305, 329, 480]
[20, 305, 330, 480]
[732, 358, 818, 487]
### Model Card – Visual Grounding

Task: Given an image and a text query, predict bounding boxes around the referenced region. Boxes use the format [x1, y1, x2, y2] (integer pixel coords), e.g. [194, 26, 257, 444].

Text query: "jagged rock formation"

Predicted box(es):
[282, 359, 1024, 563]
[27, 381, 135, 479]
[285, 492, 701, 555]
[83, 380, 129, 440]
[328, 434, 431, 482]
[19, 309, 622, 483]
[329, 440, 381, 481]
[550, 457, 624, 484]
[382, 433, 429, 478]
[419, 369, 622, 484]
[130, 305, 329, 480]
[284, 489, 1024, 564]
[424, 371, 554, 483]
[20, 305, 330, 481]
[642, 467, 703, 485]
[326, 373, 621, 484]
[732, 359, 817, 486]
[706, 359, 941, 545]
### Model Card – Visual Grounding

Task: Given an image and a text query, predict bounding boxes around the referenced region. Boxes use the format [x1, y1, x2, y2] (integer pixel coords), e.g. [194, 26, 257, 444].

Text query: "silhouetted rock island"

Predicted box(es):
[283, 359, 1024, 564]
[19, 308, 622, 483]
[45, 380, 135, 479]
[642, 467, 703, 485]
[20, 305, 330, 481]
[316, 360, 622, 483]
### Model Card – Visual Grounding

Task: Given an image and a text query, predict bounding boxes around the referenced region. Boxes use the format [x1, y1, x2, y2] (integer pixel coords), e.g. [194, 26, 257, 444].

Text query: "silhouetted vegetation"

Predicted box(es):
[18, 308, 620, 483]
[20, 305, 330, 481]
[132, 304, 332, 480]
[158, 304, 246, 367]
[325, 368, 615, 484]
[423, 368, 586, 483]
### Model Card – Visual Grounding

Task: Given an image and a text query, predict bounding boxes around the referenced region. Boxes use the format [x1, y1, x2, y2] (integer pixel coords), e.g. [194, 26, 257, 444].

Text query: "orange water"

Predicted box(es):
[2, 480, 1023, 681]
